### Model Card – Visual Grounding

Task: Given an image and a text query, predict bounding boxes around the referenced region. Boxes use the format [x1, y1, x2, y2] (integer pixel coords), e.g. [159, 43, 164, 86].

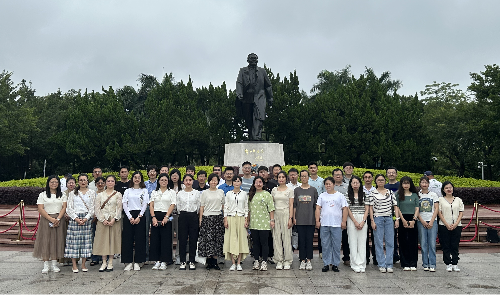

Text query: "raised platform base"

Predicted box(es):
[224, 142, 285, 168]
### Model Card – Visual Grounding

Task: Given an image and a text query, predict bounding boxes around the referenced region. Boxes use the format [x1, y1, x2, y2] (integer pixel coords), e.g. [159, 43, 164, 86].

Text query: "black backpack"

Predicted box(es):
[486, 227, 500, 243]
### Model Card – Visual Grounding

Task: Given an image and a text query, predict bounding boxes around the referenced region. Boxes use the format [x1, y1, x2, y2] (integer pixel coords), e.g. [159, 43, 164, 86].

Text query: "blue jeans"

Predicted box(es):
[373, 216, 394, 269]
[418, 220, 437, 268]
[320, 226, 342, 266]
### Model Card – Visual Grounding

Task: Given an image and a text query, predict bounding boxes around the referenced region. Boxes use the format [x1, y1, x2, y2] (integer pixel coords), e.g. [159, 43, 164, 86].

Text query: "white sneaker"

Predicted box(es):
[159, 262, 167, 270]
[306, 260, 312, 271]
[429, 267, 436, 272]
[236, 264, 243, 271]
[99, 262, 107, 272]
[152, 262, 161, 270]
[133, 263, 140, 271]
[229, 264, 236, 271]
[124, 263, 133, 271]
[410, 267, 417, 271]
[276, 262, 283, 270]
[52, 260, 60, 273]
[283, 263, 291, 270]
[360, 268, 366, 273]
[42, 261, 49, 274]
[387, 268, 394, 273]
[253, 260, 260, 270]
[189, 262, 196, 270]
[260, 261, 268, 271]
[403, 267, 411, 271]
[179, 262, 186, 270]
[299, 260, 306, 270]
[423, 267, 429, 271]
[379, 267, 386, 273]
[452, 265, 460, 272]
[446, 264, 452, 272]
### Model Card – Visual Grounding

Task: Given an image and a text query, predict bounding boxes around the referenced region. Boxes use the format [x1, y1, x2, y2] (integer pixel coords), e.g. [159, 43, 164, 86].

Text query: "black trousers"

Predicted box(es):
[251, 229, 270, 261]
[268, 231, 274, 258]
[342, 228, 350, 261]
[122, 210, 147, 264]
[438, 225, 461, 265]
[366, 216, 377, 262]
[149, 211, 173, 263]
[398, 214, 418, 267]
[393, 227, 400, 262]
[297, 225, 314, 261]
[178, 211, 199, 263]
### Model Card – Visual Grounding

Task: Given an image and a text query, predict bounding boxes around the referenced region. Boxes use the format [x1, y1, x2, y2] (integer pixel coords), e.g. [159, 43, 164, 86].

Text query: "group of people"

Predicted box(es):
[33, 162, 464, 274]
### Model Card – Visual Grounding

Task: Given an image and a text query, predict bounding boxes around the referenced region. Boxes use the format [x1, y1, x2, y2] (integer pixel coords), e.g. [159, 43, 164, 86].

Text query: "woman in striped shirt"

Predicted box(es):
[346, 176, 369, 273]
[368, 174, 399, 273]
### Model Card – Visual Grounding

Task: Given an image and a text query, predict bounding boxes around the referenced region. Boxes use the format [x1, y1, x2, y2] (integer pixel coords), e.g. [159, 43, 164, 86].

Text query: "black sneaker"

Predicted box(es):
[212, 264, 221, 270]
[332, 265, 340, 272]
[322, 265, 329, 272]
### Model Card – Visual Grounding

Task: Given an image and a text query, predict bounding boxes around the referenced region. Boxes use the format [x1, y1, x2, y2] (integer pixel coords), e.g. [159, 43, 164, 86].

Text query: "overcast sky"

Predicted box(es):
[1, 1, 498, 97]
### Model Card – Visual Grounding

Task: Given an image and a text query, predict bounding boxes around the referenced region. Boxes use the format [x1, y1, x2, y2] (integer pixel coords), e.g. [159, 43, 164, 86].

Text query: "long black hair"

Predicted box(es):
[74, 173, 89, 194]
[129, 171, 146, 188]
[168, 169, 182, 190]
[441, 181, 454, 197]
[155, 173, 170, 191]
[249, 176, 265, 202]
[374, 174, 386, 188]
[397, 176, 417, 201]
[347, 175, 365, 206]
[45, 175, 62, 198]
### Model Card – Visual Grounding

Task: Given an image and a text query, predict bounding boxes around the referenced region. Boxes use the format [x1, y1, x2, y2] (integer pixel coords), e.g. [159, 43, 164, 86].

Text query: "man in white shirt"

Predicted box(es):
[241, 161, 254, 193]
[286, 168, 301, 189]
[88, 166, 102, 192]
[424, 171, 442, 198]
[332, 168, 350, 265]
[363, 171, 377, 266]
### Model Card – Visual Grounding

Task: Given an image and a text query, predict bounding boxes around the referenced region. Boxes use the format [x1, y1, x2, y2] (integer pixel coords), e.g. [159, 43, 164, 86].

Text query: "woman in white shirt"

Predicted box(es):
[149, 173, 176, 270]
[346, 176, 369, 273]
[93, 175, 122, 272]
[33, 175, 67, 274]
[223, 175, 249, 271]
[417, 176, 439, 272]
[121, 171, 149, 271]
[65, 174, 96, 273]
[177, 174, 201, 270]
[198, 173, 225, 270]
[271, 171, 294, 270]
[437, 181, 464, 272]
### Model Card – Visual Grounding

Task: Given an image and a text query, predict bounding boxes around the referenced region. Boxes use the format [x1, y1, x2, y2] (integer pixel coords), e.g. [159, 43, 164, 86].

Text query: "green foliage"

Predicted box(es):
[1, 166, 498, 188]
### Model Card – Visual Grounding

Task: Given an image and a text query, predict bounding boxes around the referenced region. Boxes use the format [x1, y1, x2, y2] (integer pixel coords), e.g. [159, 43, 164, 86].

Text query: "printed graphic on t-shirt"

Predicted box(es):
[299, 195, 312, 202]
[420, 198, 432, 213]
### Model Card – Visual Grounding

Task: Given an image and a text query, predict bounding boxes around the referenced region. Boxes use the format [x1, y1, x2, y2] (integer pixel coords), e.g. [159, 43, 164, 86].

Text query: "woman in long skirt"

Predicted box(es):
[93, 175, 122, 272]
[65, 174, 96, 273]
[223, 175, 249, 271]
[198, 173, 225, 270]
[33, 175, 67, 273]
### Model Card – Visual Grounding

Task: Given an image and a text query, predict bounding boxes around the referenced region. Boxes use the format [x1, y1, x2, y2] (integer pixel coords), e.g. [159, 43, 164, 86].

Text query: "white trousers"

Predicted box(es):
[347, 213, 368, 271]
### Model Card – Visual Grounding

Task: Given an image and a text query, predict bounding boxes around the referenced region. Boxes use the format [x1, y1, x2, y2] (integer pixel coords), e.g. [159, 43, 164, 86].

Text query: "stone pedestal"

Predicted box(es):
[224, 142, 285, 168]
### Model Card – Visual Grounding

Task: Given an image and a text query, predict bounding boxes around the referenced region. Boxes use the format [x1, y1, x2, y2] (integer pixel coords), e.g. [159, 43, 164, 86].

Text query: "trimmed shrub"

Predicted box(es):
[454, 187, 500, 205]
[0, 187, 45, 205]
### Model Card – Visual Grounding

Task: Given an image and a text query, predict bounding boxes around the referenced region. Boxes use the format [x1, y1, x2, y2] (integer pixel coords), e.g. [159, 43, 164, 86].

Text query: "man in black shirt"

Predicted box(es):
[115, 166, 130, 195]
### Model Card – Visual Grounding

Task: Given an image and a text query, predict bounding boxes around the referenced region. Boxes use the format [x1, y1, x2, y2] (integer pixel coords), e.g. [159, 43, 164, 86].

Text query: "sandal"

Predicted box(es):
[90, 261, 97, 266]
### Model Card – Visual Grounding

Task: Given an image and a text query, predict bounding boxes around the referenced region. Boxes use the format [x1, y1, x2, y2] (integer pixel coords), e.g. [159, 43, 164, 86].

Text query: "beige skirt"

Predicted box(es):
[223, 216, 249, 261]
[92, 218, 122, 256]
[33, 213, 67, 261]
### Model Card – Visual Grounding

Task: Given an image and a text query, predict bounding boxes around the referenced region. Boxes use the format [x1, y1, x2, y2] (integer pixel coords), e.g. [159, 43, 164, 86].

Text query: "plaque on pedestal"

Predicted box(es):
[224, 142, 285, 167]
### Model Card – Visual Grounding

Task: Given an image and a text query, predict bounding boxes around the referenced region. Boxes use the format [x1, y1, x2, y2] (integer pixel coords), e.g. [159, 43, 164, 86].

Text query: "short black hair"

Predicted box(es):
[242, 161, 252, 166]
[186, 165, 196, 172]
[363, 171, 373, 177]
[343, 162, 354, 169]
[147, 165, 157, 172]
[257, 166, 268, 172]
[272, 164, 282, 170]
[120, 165, 129, 172]
[332, 168, 344, 175]
[224, 167, 234, 173]
[197, 170, 207, 177]
[213, 165, 222, 169]
[308, 161, 318, 168]
[288, 168, 298, 174]
[93, 166, 102, 171]
[386, 166, 398, 173]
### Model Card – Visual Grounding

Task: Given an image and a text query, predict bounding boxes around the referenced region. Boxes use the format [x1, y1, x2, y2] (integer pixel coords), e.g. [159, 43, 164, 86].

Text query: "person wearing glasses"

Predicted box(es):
[240, 161, 254, 193]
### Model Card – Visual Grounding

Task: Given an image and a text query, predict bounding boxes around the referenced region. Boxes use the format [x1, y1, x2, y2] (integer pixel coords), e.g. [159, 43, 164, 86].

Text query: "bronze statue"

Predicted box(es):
[235, 53, 273, 141]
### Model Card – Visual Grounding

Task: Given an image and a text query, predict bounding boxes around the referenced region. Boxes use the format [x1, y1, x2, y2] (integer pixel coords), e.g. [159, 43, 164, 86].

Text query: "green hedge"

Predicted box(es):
[1, 165, 499, 188]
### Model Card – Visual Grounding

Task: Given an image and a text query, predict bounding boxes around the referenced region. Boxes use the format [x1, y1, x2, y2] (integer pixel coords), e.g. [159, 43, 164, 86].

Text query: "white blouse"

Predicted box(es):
[176, 190, 201, 213]
[200, 189, 225, 216]
[123, 188, 149, 220]
[36, 192, 67, 215]
[95, 190, 122, 222]
[224, 190, 249, 217]
[66, 189, 96, 220]
[150, 189, 176, 212]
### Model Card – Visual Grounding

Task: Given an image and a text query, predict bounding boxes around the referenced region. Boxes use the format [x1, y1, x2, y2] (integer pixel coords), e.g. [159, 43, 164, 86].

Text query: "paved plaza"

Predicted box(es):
[1, 250, 500, 294]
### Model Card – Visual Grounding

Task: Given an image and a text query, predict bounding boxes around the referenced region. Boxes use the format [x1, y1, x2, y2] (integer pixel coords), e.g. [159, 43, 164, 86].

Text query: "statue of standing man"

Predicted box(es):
[236, 53, 273, 141]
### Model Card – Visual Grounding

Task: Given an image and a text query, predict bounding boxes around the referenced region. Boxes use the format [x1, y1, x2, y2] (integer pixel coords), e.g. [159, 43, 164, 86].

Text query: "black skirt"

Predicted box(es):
[197, 215, 224, 257]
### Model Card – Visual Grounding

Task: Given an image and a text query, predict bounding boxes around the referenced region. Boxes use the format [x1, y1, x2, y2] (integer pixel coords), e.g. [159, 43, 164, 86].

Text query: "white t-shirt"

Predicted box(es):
[418, 190, 439, 221]
[37, 192, 67, 214]
[317, 191, 348, 227]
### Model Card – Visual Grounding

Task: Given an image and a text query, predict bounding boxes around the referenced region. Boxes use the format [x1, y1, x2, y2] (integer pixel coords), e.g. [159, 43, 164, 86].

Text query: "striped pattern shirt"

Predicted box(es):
[346, 194, 368, 215]
[367, 189, 397, 217]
